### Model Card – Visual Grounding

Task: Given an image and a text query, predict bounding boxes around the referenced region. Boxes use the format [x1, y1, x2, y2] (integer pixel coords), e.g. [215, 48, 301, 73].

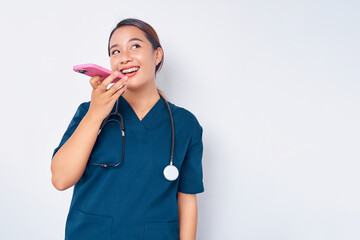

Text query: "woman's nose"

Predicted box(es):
[120, 51, 133, 64]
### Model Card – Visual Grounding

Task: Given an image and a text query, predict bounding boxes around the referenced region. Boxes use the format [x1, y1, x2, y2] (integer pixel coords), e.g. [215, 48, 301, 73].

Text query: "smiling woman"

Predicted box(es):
[108, 19, 165, 100]
[51, 18, 204, 240]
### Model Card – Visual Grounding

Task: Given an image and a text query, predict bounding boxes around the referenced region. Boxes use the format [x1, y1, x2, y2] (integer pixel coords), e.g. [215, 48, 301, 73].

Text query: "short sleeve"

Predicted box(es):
[51, 102, 88, 160]
[178, 117, 204, 194]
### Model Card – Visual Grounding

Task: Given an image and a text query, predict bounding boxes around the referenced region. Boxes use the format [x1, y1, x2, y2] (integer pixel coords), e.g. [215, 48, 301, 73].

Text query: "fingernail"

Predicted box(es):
[114, 71, 119, 75]
[124, 76, 128, 81]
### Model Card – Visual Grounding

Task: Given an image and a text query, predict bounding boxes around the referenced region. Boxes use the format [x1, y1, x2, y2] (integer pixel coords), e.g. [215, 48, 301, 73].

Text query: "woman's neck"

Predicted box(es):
[121, 80, 160, 113]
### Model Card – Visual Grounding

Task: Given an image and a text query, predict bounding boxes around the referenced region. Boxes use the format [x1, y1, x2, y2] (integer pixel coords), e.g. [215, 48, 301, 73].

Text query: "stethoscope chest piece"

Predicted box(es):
[163, 164, 179, 181]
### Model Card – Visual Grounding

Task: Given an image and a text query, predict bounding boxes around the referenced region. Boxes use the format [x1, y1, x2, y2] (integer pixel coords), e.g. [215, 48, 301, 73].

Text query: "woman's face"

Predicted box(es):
[109, 26, 162, 90]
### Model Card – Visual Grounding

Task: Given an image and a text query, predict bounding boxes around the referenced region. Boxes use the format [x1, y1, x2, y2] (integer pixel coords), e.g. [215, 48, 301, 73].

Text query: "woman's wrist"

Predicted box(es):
[83, 112, 103, 127]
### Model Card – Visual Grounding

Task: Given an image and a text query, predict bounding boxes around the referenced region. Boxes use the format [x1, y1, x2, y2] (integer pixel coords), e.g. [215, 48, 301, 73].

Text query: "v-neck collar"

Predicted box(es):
[119, 95, 163, 128]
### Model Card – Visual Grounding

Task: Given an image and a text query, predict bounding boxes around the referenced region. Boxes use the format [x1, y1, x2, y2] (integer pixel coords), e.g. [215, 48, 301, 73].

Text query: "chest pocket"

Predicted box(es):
[88, 121, 124, 166]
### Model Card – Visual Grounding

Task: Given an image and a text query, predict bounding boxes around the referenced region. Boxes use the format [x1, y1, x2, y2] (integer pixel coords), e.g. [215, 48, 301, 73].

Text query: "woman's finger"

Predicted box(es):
[89, 75, 102, 89]
[111, 84, 127, 100]
[107, 76, 128, 95]
[99, 71, 124, 92]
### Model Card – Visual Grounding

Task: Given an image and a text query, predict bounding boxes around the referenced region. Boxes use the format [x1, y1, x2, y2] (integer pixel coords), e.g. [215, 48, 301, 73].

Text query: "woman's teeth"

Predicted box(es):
[121, 67, 140, 74]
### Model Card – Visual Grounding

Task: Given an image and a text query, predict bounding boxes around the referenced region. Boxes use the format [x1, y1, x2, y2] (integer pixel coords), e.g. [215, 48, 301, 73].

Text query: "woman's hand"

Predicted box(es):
[87, 71, 128, 122]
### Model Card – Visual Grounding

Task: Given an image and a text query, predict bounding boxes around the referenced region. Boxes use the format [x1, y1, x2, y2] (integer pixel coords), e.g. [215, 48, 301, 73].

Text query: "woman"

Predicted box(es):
[51, 18, 204, 240]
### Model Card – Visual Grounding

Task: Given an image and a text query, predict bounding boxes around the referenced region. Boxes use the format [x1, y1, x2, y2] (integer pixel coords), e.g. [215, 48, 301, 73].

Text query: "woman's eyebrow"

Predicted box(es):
[110, 38, 144, 50]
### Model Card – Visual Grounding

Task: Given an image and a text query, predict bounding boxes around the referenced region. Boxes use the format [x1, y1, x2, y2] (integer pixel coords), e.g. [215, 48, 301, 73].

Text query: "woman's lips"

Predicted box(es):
[120, 66, 140, 72]
[122, 69, 138, 78]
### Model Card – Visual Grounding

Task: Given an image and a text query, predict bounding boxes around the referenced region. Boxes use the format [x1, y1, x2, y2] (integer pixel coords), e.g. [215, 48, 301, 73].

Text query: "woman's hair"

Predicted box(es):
[108, 18, 166, 98]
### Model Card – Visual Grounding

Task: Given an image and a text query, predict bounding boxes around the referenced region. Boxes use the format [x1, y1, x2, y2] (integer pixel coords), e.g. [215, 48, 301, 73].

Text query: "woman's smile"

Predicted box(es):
[120, 66, 140, 78]
[122, 69, 138, 78]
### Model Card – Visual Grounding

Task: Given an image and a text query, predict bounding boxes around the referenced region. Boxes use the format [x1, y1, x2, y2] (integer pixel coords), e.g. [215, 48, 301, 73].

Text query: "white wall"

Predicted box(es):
[0, 0, 359, 239]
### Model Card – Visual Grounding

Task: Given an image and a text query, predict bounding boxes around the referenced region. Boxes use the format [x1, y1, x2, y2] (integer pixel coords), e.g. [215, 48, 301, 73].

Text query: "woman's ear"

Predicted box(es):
[155, 47, 163, 66]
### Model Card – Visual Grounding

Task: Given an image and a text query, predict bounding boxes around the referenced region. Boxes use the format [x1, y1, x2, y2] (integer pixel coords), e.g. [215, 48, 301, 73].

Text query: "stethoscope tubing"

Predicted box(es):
[88, 94, 174, 169]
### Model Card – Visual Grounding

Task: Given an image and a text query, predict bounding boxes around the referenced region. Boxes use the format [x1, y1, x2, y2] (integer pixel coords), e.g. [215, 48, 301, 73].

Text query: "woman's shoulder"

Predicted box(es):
[71, 101, 91, 120]
[167, 100, 203, 145]
[76, 101, 91, 113]
[167, 100, 202, 128]
[79, 100, 91, 109]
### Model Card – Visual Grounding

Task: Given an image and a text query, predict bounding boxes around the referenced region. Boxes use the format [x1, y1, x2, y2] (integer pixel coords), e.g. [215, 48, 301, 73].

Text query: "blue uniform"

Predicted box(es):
[52, 95, 204, 240]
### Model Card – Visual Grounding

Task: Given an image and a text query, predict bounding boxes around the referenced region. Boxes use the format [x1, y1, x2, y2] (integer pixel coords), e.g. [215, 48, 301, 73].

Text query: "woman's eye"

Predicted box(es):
[112, 44, 139, 55]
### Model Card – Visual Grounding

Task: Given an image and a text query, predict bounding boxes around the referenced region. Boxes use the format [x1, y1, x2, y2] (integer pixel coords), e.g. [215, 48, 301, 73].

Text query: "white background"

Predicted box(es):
[0, 0, 359, 239]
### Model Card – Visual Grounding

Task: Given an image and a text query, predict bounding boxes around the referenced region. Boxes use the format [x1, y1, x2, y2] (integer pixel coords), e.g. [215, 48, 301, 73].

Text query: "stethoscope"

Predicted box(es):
[88, 94, 179, 181]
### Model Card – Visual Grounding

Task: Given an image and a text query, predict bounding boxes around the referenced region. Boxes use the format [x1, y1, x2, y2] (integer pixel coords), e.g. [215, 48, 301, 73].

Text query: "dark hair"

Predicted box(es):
[107, 18, 164, 74]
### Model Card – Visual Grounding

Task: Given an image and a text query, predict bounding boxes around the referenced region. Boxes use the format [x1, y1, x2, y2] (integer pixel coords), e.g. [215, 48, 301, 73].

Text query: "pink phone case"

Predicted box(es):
[73, 63, 124, 84]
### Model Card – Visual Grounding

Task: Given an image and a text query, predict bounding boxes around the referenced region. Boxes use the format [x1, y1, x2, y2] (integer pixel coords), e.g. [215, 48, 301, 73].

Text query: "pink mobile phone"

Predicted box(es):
[73, 63, 124, 84]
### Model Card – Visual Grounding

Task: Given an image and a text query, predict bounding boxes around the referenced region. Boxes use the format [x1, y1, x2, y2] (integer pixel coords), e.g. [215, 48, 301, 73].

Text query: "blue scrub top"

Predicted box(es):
[52, 95, 204, 240]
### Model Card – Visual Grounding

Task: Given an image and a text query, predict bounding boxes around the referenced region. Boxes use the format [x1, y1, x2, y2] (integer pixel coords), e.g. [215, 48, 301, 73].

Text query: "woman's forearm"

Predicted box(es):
[51, 112, 102, 191]
[178, 192, 198, 240]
